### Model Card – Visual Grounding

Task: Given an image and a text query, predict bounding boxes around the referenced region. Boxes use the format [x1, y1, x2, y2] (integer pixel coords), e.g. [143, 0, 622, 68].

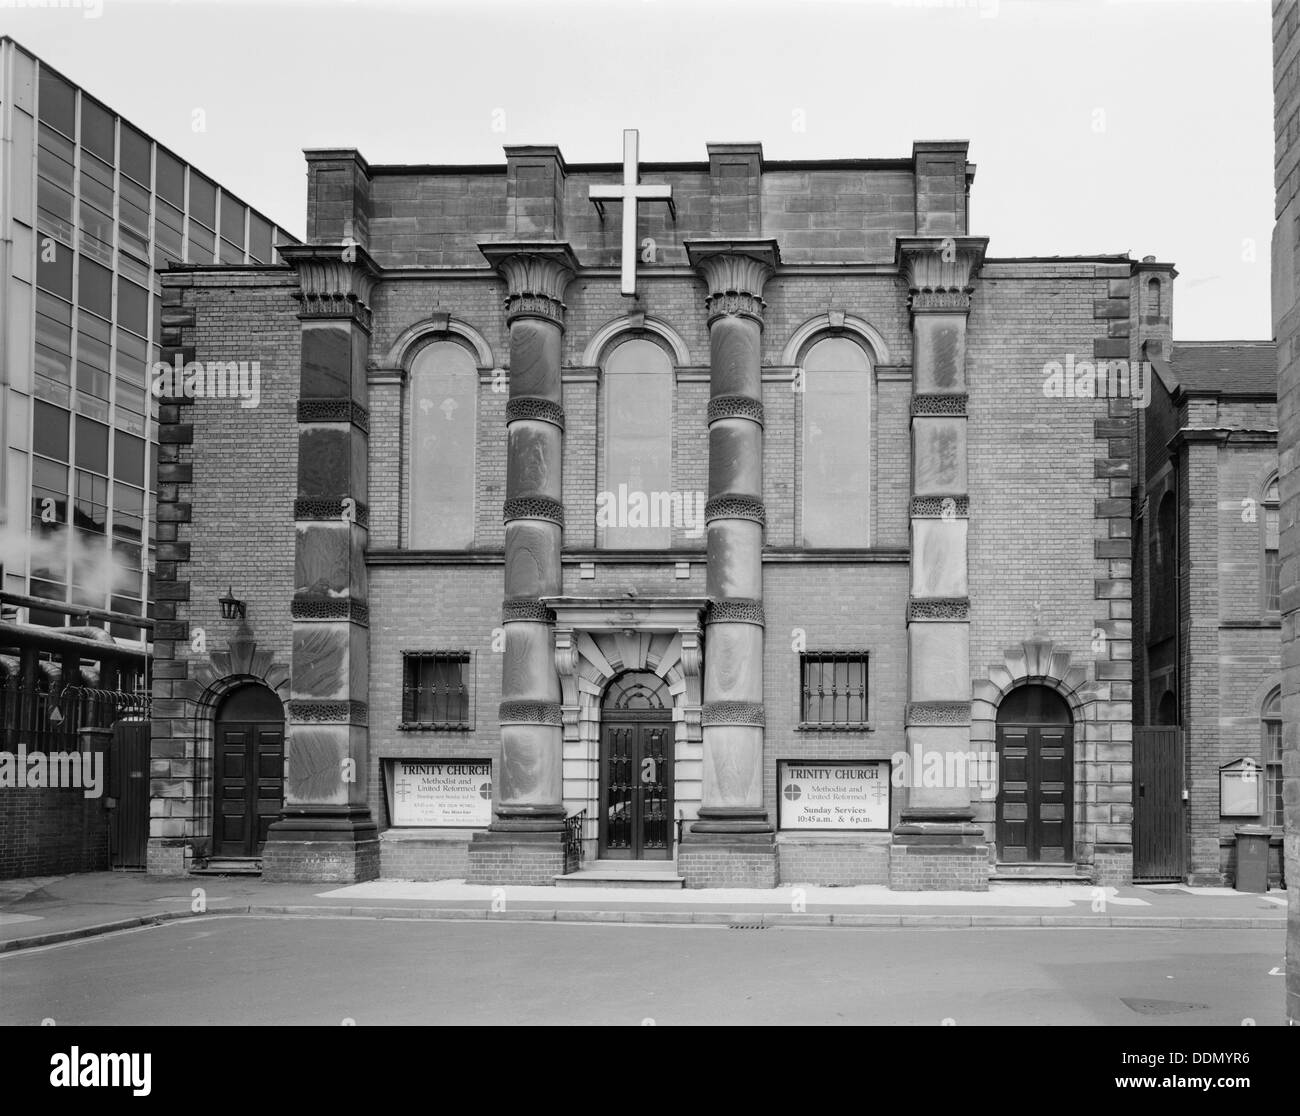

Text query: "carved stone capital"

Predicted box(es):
[279, 244, 380, 331]
[707, 394, 765, 426]
[479, 241, 579, 327]
[685, 239, 779, 325]
[896, 236, 989, 310]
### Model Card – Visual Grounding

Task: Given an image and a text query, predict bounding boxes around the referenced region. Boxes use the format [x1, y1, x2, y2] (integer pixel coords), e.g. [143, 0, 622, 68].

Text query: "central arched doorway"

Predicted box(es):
[213, 682, 285, 858]
[996, 685, 1074, 863]
[599, 671, 674, 860]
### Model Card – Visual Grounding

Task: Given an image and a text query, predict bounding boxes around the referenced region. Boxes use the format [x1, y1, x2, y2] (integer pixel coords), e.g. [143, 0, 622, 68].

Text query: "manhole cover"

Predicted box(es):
[1120, 997, 1209, 1016]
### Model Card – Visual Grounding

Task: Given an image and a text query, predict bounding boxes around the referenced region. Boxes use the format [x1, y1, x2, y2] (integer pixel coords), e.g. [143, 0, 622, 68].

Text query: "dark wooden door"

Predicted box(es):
[110, 718, 150, 869]
[1133, 726, 1184, 881]
[214, 720, 283, 857]
[600, 720, 673, 860]
[997, 722, 1073, 862]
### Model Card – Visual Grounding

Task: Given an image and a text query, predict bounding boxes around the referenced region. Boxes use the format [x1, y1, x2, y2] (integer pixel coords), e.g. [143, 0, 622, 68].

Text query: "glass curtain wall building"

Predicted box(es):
[0, 38, 297, 638]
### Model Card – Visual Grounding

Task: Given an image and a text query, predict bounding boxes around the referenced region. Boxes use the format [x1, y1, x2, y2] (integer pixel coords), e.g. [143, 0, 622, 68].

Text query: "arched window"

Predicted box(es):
[1262, 688, 1282, 828]
[800, 336, 871, 547]
[409, 340, 477, 548]
[1150, 491, 1176, 637]
[599, 338, 674, 550]
[1155, 690, 1178, 727]
[1263, 476, 1280, 614]
[1145, 276, 1162, 321]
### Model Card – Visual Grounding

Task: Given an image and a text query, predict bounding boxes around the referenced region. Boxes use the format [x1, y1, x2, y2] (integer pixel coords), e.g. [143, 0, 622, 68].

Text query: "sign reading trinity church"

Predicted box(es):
[384, 759, 492, 828]
[777, 761, 890, 831]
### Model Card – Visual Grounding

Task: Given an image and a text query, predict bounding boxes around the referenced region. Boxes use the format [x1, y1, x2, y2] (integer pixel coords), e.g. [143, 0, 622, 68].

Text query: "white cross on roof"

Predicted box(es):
[589, 129, 674, 297]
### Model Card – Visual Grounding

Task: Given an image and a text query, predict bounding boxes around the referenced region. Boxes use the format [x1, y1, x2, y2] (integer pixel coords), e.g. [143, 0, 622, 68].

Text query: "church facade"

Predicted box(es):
[148, 136, 1166, 889]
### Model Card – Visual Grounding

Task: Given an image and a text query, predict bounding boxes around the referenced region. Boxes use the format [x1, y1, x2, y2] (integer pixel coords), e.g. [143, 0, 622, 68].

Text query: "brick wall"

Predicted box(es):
[0, 787, 107, 879]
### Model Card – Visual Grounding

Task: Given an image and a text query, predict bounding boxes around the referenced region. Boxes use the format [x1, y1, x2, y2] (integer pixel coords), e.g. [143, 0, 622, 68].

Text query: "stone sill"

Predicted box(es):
[794, 723, 874, 733]
[397, 723, 473, 732]
[380, 828, 481, 844]
[776, 832, 891, 846]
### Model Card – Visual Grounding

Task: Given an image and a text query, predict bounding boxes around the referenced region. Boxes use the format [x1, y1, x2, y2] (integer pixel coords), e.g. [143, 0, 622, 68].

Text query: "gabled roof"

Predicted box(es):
[1170, 341, 1277, 396]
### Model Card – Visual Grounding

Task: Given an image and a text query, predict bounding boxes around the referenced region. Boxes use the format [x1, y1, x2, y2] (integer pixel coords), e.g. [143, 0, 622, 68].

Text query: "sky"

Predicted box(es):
[2, 0, 1277, 339]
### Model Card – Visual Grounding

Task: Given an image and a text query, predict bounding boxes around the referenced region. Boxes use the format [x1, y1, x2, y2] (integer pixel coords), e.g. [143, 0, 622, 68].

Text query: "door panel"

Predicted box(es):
[600, 720, 673, 859]
[997, 723, 1073, 863]
[214, 720, 283, 857]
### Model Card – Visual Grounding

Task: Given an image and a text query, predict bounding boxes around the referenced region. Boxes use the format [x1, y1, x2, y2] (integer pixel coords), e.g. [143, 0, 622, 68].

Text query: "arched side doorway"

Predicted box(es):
[996, 685, 1074, 863]
[213, 683, 285, 858]
[600, 671, 673, 860]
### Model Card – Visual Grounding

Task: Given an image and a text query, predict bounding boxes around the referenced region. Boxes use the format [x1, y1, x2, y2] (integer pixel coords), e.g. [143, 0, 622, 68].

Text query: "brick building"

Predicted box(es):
[1271, 0, 1300, 1028]
[150, 135, 1170, 890]
[1135, 341, 1282, 886]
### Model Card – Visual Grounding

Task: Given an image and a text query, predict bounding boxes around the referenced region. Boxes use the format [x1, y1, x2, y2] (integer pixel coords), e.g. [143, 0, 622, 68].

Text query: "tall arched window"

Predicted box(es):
[1262, 688, 1282, 828]
[1145, 276, 1162, 321]
[1263, 476, 1280, 614]
[599, 338, 674, 550]
[409, 340, 477, 549]
[1151, 491, 1177, 637]
[801, 336, 871, 547]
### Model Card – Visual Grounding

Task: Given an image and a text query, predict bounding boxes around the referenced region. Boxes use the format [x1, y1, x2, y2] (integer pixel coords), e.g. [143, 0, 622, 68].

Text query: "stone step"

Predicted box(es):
[192, 857, 263, 876]
[555, 862, 684, 888]
[990, 862, 1093, 884]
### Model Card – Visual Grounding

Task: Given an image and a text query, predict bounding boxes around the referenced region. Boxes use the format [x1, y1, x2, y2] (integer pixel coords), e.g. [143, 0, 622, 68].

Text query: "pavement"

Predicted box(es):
[0, 870, 1287, 952]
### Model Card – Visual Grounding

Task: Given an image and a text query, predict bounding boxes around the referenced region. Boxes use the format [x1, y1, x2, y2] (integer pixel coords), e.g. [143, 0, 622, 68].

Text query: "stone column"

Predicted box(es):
[679, 239, 779, 889]
[263, 244, 380, 883]
[891, 236, 990, 891]
[467, 242, 578, 885]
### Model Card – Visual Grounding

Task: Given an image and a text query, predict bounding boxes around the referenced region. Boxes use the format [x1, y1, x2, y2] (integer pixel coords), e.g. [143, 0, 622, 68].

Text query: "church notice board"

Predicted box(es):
[777, 760, 890, 831]
[383, 759, 492, 827]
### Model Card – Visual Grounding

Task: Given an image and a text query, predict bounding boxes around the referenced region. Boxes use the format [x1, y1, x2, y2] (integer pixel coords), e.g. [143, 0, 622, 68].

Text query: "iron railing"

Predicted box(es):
[0, 682, 151, 754]
[564, 809, 587, 863]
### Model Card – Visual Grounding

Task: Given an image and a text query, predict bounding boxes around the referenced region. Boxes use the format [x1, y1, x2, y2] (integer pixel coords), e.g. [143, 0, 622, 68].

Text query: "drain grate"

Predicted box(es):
[1120, 997, 1209, 1016]
[728, 918, 766, 930]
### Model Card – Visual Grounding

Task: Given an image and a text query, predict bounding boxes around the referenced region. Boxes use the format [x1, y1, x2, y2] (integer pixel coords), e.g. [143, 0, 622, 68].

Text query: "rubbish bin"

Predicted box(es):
[1233, 825, 1272, 893]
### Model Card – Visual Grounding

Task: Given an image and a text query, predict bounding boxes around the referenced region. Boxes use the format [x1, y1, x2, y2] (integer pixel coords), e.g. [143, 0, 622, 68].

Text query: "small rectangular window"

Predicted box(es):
[155, 148, 185, 208]
[77, 257, 113, 319]
[401, 651, 472, 728]
[800, 652, 869, 727]
[120, 122, 151, 186]
[75, 416, 110, 474]
[38, 68, 76, 136]
[117, 277, 149, 337]
[36, 238, 73, 299]
[80, 98, 115, 163]
[188, 172, 216, 229]
[33, 401, 70, 461]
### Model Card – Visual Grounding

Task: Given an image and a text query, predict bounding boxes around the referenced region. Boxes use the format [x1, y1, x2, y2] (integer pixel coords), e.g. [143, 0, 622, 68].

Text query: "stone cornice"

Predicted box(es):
[479, 241, 579, 326]
[279, 243, 380, 330]
[685, 239, 780, 325]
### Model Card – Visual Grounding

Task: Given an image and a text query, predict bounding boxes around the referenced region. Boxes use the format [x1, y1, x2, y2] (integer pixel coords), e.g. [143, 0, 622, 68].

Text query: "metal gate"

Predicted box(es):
[110, 717, 151, 869]
[1133, 726, 1184, 881]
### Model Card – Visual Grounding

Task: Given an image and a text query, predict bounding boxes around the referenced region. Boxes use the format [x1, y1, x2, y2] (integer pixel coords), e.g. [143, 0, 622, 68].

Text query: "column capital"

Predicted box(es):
[685, 238, 780, 325]
[896, 236, 989, 314]
[279, 244, 380, 331]
[479, 241, 579, 326]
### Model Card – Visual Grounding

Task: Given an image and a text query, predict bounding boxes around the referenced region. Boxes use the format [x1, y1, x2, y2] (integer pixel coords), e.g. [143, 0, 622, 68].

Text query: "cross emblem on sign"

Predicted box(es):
[589, 129, 675, 296]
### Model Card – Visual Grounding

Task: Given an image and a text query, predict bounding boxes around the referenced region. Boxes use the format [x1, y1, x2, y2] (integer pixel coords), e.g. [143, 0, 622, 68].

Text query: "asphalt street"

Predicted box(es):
[0, 915, 1286, 1026]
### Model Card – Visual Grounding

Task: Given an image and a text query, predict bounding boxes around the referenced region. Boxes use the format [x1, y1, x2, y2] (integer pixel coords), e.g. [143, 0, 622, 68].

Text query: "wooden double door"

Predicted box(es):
[213, 685, 284, 858]
[599, 719, 673, 860]
[996, 687, 1074, 863]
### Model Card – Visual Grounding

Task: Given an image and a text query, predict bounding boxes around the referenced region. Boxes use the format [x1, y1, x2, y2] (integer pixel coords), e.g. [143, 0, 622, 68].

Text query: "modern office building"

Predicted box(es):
[0, 37, 297, 639]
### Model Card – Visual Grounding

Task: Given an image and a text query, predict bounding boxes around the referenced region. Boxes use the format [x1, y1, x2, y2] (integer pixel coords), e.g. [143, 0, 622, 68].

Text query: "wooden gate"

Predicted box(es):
[1133, 726, 1184, 881]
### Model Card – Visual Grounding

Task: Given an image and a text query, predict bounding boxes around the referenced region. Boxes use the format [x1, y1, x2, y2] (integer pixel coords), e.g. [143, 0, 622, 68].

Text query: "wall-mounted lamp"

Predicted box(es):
[219, 587, 246, 620]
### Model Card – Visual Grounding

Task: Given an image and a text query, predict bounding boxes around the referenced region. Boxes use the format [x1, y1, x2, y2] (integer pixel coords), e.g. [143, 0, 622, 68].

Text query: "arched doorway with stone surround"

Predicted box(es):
[970, 638, 1127, 881]
[179, 628, 290, 868]
[599, 670, 674, 859]
[544, 596, 706, 863]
